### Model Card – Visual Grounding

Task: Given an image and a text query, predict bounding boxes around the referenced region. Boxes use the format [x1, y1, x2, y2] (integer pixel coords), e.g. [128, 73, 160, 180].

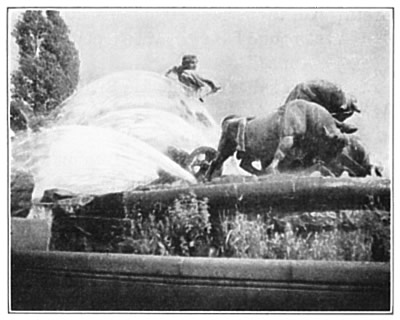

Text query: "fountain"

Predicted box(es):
[10, 70, 391, 311]
[11, 70, 222, 201]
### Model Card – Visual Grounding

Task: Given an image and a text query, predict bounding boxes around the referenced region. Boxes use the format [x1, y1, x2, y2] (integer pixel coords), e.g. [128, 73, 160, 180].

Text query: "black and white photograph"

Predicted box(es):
[7, 4, 395, 314]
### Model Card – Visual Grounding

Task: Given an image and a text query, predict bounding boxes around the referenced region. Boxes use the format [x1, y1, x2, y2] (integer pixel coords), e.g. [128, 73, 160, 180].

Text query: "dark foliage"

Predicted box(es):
[10, 10, 80, 131]
[47, 190, 390, 262]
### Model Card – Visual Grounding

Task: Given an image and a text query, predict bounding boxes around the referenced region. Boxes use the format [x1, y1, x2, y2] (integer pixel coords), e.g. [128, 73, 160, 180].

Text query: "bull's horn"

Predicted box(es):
[348, 95, 361, 113]
[352, 101, 361, 113]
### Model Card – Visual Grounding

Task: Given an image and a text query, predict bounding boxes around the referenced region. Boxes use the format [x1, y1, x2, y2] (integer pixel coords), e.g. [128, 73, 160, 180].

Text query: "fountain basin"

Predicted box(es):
[11, 248, 390, 311]
[10, 176, 391, 311]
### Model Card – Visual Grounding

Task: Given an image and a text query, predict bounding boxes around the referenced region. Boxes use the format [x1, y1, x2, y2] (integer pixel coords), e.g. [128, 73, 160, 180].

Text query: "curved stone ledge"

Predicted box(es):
[124, 176, 391, 215]
[11, 250, 390, 311]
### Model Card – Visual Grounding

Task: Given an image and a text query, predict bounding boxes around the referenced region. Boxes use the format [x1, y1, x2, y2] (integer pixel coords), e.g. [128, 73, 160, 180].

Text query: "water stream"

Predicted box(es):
[11, 70, 224, 199]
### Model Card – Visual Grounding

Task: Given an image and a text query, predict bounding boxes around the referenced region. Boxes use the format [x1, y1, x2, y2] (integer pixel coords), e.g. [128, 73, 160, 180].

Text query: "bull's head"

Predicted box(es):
[337, 95, 361, 122]
[347, 95, 361, 113]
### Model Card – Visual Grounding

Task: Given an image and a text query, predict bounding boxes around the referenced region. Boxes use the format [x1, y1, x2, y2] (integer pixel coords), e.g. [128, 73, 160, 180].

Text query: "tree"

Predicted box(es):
[10, 10, 80, 131]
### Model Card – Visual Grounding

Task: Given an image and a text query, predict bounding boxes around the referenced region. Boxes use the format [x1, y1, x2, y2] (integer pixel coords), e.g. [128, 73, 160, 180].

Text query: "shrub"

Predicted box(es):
[115, 192, 212, 257]
[220, 211, 389, 262]
[54, 192, 389, 262]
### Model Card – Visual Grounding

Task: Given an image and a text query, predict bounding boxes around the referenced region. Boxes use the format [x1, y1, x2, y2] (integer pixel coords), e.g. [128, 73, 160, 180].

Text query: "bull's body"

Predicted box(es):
[206, 99, 347, 179]
[327, 135, 382, 177]
[285, 80, 360, 123]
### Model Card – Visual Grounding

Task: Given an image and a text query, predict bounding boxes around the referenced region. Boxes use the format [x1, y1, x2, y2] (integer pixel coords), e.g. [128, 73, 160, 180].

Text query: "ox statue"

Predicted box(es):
[326, 135, 383, 177]
[205, 99, 348, 180]
[285, 80, 361, 134]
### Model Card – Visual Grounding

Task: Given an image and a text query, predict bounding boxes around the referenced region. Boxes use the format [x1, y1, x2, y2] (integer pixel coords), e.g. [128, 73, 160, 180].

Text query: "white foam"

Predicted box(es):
[12, 71, 227, 199]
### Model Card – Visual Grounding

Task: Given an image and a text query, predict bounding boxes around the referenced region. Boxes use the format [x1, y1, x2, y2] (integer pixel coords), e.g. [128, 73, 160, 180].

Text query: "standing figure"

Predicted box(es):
[285, 79, 361, 133]
[165, 55, 221, 102]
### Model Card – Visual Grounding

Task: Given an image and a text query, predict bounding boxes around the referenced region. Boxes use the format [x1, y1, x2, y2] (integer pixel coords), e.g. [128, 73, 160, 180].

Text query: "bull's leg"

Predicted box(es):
[239, 156, 263, 175]
[265, 136, 294, 174]
[205, 152, 231, 181]
[339, 166, 357, 177]
[306, 161, 337, 177]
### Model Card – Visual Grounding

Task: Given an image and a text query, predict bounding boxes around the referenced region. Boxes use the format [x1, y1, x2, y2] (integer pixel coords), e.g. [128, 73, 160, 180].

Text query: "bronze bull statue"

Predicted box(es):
[326, 135, 383, 177]
[205, 99, 349, 180]
[285, 79, 361, 133]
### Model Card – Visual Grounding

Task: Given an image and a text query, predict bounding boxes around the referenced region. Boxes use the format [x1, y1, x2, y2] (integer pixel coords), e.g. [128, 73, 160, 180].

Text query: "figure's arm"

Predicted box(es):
[196, 75, 221, 92]
[165, 66, 178, 77]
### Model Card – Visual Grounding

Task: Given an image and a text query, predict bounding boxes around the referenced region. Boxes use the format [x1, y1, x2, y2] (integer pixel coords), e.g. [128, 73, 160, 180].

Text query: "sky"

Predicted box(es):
[9, 8, 393, 174]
